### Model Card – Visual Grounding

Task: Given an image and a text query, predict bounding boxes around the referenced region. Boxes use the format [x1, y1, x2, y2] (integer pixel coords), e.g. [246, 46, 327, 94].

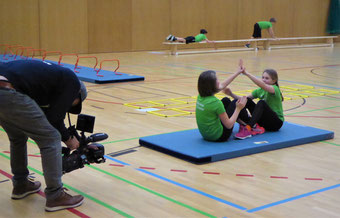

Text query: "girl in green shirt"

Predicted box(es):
[166, 29, 214, 44]
[196, 65, 250, 142]
[227, 67, 284, 139]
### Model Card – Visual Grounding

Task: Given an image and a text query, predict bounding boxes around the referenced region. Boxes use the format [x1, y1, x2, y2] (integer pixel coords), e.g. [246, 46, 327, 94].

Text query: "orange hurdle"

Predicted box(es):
[74, 56, 98, 73]
[14, 47, 33, 60]
[42, 51, 62, 61]
[3, 45, 23, 60]
[26, 49, 46, 59]
[0, 44, 9, 54]
[58, 53, 78, 65]
[95, 59, 121, 77]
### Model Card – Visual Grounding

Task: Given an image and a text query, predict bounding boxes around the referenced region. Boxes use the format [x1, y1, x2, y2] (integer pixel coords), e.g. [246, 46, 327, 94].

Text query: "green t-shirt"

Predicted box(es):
[251, 85, 284, 121]
[196, 95, 225, 141]
[257, 21, 272, 29]
[195, 34, 207, 42]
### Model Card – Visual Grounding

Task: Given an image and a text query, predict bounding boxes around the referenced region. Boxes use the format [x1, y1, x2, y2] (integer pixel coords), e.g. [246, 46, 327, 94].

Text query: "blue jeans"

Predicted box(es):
[0, 88, 63, 200]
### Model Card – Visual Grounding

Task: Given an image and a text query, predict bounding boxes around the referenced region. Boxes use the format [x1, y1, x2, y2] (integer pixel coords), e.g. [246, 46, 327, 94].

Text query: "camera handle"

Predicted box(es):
[87, 133, 108, 143]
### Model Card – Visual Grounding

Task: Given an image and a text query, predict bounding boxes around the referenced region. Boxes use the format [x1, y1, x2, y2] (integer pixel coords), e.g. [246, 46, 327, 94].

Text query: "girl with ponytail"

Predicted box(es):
[226, 62, 284, 139]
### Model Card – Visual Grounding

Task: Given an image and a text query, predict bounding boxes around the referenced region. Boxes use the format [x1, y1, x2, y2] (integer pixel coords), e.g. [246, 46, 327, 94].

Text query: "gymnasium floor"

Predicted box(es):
[0, 44, 339, 217]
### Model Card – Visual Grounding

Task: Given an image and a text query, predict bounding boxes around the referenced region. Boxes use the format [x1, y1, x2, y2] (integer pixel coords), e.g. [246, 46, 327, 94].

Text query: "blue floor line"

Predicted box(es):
[105, 155, 340, 213]
[103, 155, 246, 210]
[247, 183, 340, 213]
[104, 155, 130, 166]
[136, 168, 247, 210]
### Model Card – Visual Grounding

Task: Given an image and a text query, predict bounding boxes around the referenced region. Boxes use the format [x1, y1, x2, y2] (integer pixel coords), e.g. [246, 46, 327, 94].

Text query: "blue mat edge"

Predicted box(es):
[211, 132, 334, 162]
[139, 124, 334, 164]
[139, 139, 212, 163]
[0, 56, 145, 84]
[78, 75, 144, 84]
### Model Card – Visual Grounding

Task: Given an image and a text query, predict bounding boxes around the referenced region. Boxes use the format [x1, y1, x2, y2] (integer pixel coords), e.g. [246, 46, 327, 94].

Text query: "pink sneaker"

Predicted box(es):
[235, 125, 252, 139]
[251, 123, 265, 135]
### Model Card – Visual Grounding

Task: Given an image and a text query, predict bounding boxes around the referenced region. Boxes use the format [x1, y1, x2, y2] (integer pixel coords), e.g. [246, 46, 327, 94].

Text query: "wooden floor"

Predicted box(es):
[0, 44, 340, 217]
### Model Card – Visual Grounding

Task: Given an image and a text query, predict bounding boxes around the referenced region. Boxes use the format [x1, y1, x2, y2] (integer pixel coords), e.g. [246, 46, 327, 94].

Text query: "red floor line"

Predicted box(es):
[139, 167, 156, 170]
[299, 105, 340, 114]
[0, 169, 89, 218]
[236, 174, 254, 177]
[3, 151, 41, 157]
[109, 164, 125, 167]
[28, 154, 41, 157]
[203, 172, 220, 175]
[305, 178, 323, 181]
[170, 169, 187, 172]
[107, 161, 326, 181]
[270, 176, 288, 179]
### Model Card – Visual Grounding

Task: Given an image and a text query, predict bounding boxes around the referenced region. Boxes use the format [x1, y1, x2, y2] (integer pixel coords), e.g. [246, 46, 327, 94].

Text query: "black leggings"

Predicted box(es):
[216, 97, 251, 142]
[246, 99, 283, 131]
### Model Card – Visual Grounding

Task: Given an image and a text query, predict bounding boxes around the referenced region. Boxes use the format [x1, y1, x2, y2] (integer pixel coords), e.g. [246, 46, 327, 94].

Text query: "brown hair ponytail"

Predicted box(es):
[264, 69, 284, 102]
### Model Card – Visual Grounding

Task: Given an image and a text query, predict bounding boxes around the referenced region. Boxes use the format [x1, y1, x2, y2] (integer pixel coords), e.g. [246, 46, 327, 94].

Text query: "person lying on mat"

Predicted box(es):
[195, 61, 250, 142]
[166, 29, 214, 44]
[226, 61, 284, 139]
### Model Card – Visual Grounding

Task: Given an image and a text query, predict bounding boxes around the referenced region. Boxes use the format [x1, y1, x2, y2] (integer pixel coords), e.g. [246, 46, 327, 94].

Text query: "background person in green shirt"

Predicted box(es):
[166, 29, 214, 44]
[195, 63, 249, 142]
[226, 63, 284, 140]
[245, 18, 277, 48]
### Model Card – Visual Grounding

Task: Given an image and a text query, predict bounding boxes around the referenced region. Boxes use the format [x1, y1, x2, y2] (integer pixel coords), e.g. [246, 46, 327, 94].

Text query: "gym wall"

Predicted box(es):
[0, 0, 333, 54]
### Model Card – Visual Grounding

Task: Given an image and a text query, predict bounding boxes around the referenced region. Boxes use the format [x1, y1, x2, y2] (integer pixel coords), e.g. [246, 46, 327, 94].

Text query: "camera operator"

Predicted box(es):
[0, 60, 87, 212]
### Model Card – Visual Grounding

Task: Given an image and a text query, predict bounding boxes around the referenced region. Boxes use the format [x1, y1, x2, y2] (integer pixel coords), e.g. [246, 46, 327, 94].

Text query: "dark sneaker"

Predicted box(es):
[45, 188, 84, 212]
[11, 178, 41, 200]
[166, 34, 173, 41]
[245, 43, 250, 48]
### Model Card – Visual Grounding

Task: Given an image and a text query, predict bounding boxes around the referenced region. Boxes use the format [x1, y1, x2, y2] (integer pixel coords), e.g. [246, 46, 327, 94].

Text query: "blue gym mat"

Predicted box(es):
[0, 55, 144, 84]
[139, 122, 334, 164]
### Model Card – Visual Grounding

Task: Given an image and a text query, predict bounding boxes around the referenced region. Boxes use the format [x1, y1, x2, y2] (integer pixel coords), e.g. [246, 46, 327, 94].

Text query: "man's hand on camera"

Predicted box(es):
[65, 136, 80, 150]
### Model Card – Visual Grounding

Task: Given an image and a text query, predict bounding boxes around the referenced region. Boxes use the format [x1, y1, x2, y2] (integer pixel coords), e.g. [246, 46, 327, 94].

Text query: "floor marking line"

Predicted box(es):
[270, 176, 288, 179]
[236, 174, 254, 177]
[247, 183, 340, 213]
[285, 106, 340, 115]
[321, 141, 340, 146]
[0, 153, 133, 218]
[137, 168, 247, 210]
[203, 172, 220, 175]
[109, 164, 125, 167]
[104, 155, 131, 165]
[171, 169, 187, 172]
[0, 168, 91, 218]
[88, 165, 217, 218]
[305, 178, 323, 181]
[139, 167, 156, 170]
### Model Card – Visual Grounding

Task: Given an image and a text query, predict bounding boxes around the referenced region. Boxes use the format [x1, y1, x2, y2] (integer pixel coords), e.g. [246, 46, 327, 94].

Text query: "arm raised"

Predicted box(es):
[242, 70, 275, 94]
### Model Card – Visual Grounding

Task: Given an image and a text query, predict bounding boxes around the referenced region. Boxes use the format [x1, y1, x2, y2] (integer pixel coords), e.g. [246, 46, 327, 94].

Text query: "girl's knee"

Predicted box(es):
[222, 97, 231, 104]
[256, 100, 267, 108]
[257, 100, 266, 105]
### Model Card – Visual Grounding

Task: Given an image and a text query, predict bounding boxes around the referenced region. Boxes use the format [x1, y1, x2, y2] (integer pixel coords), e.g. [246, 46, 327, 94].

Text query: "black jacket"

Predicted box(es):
[0, 60, 80, 141]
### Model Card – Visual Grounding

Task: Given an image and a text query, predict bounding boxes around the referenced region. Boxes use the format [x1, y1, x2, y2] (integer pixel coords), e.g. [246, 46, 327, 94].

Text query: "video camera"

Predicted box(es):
[62, 114, 108, 174]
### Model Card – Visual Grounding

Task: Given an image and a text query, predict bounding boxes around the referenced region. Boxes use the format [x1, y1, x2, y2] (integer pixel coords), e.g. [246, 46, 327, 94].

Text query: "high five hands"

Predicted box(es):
[237, 59, 245, 74]
[238, 59, 247, 75]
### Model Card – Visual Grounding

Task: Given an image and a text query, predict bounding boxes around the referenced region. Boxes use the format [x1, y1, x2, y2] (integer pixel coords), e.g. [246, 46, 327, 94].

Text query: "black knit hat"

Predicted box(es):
[69, 81, 87, 114]
[200, 29, 208, 34]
